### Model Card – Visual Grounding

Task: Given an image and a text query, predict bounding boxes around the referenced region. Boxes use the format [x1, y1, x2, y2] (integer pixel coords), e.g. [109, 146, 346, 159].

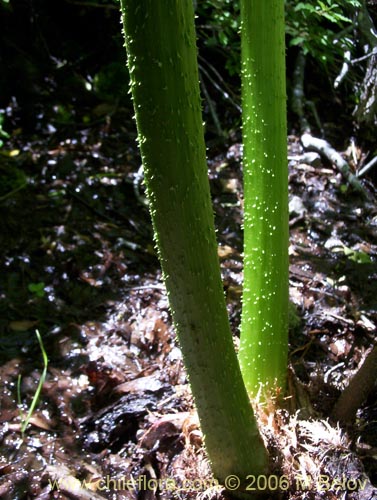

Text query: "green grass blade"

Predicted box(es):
[19, 329, 48, 435]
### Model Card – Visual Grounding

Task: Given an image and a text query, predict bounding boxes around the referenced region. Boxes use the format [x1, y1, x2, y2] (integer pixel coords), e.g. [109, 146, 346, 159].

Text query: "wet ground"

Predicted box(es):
[1, 107, 377, 499]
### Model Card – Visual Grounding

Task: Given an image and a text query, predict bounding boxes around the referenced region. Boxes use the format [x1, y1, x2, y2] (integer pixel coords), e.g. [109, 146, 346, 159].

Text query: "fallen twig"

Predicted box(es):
[331, 343, 377, 423]
[301, 133, 369, 198]
[357, 154, 377, 178]
[334, 48, 351, 89]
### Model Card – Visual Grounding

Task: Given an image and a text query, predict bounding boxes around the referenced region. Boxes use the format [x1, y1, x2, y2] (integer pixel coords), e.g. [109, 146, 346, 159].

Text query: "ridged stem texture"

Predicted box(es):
[120, 0, 268, 490]
[239, 0, 289, 397]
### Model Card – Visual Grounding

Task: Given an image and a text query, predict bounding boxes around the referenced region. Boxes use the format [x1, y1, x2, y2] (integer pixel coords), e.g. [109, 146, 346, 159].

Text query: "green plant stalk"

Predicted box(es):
[239, 0, 289, 397]
[120, 0, 268, 488]
[0, 181, 27, 202]
[18, 330, 48, 435]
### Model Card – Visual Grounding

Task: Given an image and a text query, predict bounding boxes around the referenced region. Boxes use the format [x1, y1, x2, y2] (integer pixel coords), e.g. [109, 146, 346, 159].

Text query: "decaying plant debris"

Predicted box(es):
[0, 116, 376, 499]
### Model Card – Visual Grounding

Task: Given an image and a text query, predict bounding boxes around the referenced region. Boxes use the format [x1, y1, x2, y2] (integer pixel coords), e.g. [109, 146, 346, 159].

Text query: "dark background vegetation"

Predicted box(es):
[1, 0, 376, 146]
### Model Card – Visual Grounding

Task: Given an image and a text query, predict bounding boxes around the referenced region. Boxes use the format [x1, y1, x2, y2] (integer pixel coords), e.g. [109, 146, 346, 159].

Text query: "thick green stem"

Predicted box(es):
[120, 0, 268, 490]
[239, 0, 289, 397]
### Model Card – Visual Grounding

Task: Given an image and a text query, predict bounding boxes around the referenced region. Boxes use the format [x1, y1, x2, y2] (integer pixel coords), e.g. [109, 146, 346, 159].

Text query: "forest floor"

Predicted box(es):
[1, 107, 377, 500]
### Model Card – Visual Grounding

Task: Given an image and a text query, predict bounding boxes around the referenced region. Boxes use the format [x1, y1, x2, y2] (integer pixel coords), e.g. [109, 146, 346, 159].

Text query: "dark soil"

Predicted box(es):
[1, 102, 377, 500]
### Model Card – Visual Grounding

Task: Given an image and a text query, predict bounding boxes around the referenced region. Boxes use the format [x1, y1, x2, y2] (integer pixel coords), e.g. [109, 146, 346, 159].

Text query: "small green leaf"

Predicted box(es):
[28, 282, 46, 298]
[290, 35, 307, 46]
[349, 251, 372, 264]
[218, 31, 229, 46]
[295, 3, 316, 12]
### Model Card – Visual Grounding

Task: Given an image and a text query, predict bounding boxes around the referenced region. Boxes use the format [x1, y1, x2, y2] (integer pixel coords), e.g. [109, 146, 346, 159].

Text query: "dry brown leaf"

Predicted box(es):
[9, 320, 38, 331]
[28, 414, 54, 431]
[219, 178, 238, 193]
[140, 412, 190, 449]
[114, 374, 163, 395]
[217, 244, 237, 260]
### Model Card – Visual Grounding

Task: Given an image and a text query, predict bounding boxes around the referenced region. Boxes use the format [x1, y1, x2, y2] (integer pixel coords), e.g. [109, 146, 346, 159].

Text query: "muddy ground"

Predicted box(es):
[1, 106, 377, 500]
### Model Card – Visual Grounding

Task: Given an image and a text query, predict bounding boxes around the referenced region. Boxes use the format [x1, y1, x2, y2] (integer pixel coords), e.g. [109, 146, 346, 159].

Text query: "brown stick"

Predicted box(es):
[301, 133, 370, 199]
[331, 344, 377, 423]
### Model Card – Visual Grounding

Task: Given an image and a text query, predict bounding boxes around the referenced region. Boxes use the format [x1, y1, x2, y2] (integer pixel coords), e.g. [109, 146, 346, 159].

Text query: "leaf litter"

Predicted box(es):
[0, 113, 377, 499]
